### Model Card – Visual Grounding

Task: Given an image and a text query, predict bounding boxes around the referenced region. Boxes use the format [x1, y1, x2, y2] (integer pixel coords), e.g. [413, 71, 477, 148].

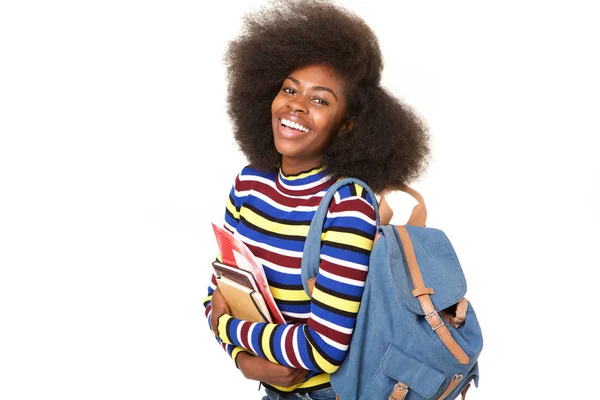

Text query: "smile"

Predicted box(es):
[281, 118, 310, 133]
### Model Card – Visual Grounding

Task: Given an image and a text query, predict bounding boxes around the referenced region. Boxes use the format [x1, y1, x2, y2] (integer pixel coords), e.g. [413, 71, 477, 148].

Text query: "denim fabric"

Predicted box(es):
[300, 178, 484, 400]
[262, 386, 336, 400]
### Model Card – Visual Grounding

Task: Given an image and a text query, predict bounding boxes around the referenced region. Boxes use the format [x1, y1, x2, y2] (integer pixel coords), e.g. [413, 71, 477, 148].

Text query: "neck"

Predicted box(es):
[280, 157, 322, 176]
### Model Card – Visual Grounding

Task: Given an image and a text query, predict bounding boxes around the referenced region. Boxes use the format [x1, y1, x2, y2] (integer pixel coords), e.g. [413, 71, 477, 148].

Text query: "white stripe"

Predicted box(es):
[224, 221, 236, 232]
[293, 327, 309, 370]
[249, 190, 323, 212]
[282, 311, 310, 319]
[246, 324, 257, 355]
[320, 333, 349, 351]
[236, 321, 243, 344]
[234, 186, 323, 203]
[326, 209, 376, 224]
[310, 313, 353, 335]
[321, 254, 369, 271]
[319, 268, 366, 287]
[237, 234, 303, 258]
[277, 174, 332, 191]
[262, 259, 302, 274]
[238, 174, 328, 200]
[279, 325, 293, 366]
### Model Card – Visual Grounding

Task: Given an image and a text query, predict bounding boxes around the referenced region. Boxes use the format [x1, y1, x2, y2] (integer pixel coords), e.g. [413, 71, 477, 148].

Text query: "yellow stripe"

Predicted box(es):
[311, 347, 337, 374]
[270, 286, 310, 301]
[230, 347, 248, 364]
[241, 208, 310, 236]
[226, 198, 240, 220]
[321, 230, 374, 251]
[270, 372, 331, 392]
[281, 167, 326, 181]
[355, 184, 364, 197]
[260, 324, 277, 363]
[312, 287, 360, 313]
[217, 314, 233, 344]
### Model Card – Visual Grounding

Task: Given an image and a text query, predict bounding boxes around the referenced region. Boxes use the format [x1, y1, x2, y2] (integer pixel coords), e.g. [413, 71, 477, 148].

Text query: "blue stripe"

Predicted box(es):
[317, 273, 364, 297]
[237, 223, 307, 252]
[311, 303, 357, 329]
[249, 322, 266, 358]
[271, 325, 286, 365]
[263, 268, 302, 285]
[321, 245, 371, 265]
[323, 216, 375, 233]
[296, 327, 317, 370]
[307, 328, 345, 362]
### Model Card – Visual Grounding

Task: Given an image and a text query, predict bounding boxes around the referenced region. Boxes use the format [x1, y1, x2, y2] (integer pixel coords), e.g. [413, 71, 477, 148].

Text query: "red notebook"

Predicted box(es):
[211, 223, 285, 324]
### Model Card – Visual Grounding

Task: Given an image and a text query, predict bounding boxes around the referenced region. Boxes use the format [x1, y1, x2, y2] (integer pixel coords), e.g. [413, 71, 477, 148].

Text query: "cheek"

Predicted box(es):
[271, 94, 284, 115]
[314, 112, 340, 139]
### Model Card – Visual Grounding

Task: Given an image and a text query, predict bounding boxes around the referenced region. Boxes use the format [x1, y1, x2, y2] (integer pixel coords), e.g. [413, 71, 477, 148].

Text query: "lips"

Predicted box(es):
[276, 115, 312, 139]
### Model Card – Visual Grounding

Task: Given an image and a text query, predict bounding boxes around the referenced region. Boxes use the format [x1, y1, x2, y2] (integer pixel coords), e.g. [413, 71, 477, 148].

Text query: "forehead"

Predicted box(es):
[287, 64, 345, 90]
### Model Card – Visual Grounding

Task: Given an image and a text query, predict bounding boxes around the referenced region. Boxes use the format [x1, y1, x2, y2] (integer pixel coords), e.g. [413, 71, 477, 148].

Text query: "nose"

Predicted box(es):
[287, 96, 308, 113]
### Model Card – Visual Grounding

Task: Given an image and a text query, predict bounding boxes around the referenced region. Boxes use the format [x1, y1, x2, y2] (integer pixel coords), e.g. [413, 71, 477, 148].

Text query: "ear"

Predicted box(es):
[339, 119, 354, 135]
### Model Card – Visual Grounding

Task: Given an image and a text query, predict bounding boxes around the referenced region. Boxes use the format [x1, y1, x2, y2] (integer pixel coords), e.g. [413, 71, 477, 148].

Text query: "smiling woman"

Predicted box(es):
[272, 65, 350, 175]
[203, 1, 430, 399]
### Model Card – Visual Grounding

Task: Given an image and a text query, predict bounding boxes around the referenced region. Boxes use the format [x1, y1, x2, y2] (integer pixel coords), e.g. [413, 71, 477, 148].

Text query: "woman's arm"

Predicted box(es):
[214, 184, 377, 374]
[203, 171, 252, 367]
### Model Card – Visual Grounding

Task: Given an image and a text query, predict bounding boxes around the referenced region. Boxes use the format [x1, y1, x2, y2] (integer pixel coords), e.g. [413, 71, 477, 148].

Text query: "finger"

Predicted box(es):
[290, 368, 309, 385]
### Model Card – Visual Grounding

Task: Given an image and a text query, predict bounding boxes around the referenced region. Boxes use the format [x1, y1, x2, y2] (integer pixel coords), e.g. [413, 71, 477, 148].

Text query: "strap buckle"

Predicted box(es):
[425, 310, 445, 331]
[389, 383, 408, 400]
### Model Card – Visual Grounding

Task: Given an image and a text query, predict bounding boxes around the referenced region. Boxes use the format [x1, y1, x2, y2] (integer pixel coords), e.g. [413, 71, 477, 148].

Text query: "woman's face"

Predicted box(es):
[271, 64, 348, 175]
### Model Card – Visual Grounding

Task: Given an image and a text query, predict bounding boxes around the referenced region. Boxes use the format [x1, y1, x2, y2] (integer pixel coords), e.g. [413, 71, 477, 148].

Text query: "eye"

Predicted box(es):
[282, 87, 296, 95]
[313, 98, 329, 106]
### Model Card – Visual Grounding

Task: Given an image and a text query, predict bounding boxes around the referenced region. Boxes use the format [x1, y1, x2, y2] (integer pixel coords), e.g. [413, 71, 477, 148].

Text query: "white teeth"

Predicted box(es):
[282, 118, 308, 132]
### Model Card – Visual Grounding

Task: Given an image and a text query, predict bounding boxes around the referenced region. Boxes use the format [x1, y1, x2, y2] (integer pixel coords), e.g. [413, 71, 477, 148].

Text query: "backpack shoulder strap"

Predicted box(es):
[300, 177, 379, 297]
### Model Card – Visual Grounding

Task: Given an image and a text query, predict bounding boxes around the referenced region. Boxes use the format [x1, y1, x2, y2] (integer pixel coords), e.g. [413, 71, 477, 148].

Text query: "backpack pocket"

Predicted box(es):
[358, 343, 445, 399]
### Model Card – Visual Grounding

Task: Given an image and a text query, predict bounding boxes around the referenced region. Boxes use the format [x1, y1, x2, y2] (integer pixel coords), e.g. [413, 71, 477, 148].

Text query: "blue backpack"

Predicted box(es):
[301, 178, 483, 400]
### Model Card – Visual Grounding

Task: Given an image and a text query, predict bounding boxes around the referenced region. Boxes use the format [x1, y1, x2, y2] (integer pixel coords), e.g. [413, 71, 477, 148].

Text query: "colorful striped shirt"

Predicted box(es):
[203, 165, 376, 394]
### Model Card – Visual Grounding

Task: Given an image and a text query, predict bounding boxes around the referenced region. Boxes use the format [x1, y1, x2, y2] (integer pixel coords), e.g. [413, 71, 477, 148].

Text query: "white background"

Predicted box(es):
[1, 1, 599, 399]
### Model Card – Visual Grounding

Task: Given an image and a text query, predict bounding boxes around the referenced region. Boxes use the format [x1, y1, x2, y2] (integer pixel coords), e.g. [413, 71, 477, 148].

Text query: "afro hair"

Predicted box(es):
[224, 0, 430, 193]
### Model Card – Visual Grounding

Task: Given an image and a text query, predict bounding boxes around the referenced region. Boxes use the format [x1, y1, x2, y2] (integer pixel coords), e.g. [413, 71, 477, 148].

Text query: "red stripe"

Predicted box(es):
[284, 325, 301, 368]
[308, 319, 352, 346]
[329, 197, 376, 217]
[275, 176, 336, 196]
[320, 259, 368, 282]
[246, 243, 302, 269]
[236, 179, 326, 208]
[239, 321, 252, 350]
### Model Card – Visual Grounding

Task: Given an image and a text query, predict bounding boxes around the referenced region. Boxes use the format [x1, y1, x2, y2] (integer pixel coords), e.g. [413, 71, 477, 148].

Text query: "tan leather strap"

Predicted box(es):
[378, 190, 394, 226]
[399, 185, 427, 226]
[335, 395, 340, 400]
[379, 185, 427, 227]
[437, 374, 464, 400]
[440, 298, 469, 328]
[461, 383, 471, 399]
[388, 381, 409, 400]
[396, 225, 470, 364]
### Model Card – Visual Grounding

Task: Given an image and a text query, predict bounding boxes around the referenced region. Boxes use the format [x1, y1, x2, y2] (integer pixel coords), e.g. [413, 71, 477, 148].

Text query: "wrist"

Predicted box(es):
[211, 311, 227, 336]
[236, 352, 256, 379]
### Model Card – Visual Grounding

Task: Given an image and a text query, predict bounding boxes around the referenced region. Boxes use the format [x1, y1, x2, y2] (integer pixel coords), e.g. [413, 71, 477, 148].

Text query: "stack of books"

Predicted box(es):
[211, 223, 285, 324]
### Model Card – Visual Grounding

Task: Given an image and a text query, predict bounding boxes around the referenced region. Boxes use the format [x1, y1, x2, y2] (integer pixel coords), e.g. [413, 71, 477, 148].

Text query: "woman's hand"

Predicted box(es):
[237, 352, 309, 387]
[210, 287, 230, 336]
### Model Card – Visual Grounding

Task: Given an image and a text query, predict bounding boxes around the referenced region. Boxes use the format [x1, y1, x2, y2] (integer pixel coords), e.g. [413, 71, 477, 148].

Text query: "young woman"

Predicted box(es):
[204, 1, 430, 399]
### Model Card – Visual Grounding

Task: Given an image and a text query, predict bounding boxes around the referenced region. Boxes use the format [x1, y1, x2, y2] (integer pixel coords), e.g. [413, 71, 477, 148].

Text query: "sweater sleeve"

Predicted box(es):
[216, 183, 377, 373]
[203, 171, 252, 367]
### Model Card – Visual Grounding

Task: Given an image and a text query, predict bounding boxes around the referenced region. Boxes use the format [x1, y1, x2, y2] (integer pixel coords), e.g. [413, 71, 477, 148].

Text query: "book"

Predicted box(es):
[211, 223, 285, 324]
[216, 275, 272, 323]
[212, 261, 259, 293]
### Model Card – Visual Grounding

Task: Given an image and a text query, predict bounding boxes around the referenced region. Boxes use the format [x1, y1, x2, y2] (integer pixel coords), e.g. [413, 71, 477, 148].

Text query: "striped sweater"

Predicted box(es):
[204, 165, 376, 394]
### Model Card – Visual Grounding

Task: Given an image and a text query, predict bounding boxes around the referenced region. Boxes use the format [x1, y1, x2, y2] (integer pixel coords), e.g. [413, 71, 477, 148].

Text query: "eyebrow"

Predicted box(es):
[286, 76, 338, 100]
